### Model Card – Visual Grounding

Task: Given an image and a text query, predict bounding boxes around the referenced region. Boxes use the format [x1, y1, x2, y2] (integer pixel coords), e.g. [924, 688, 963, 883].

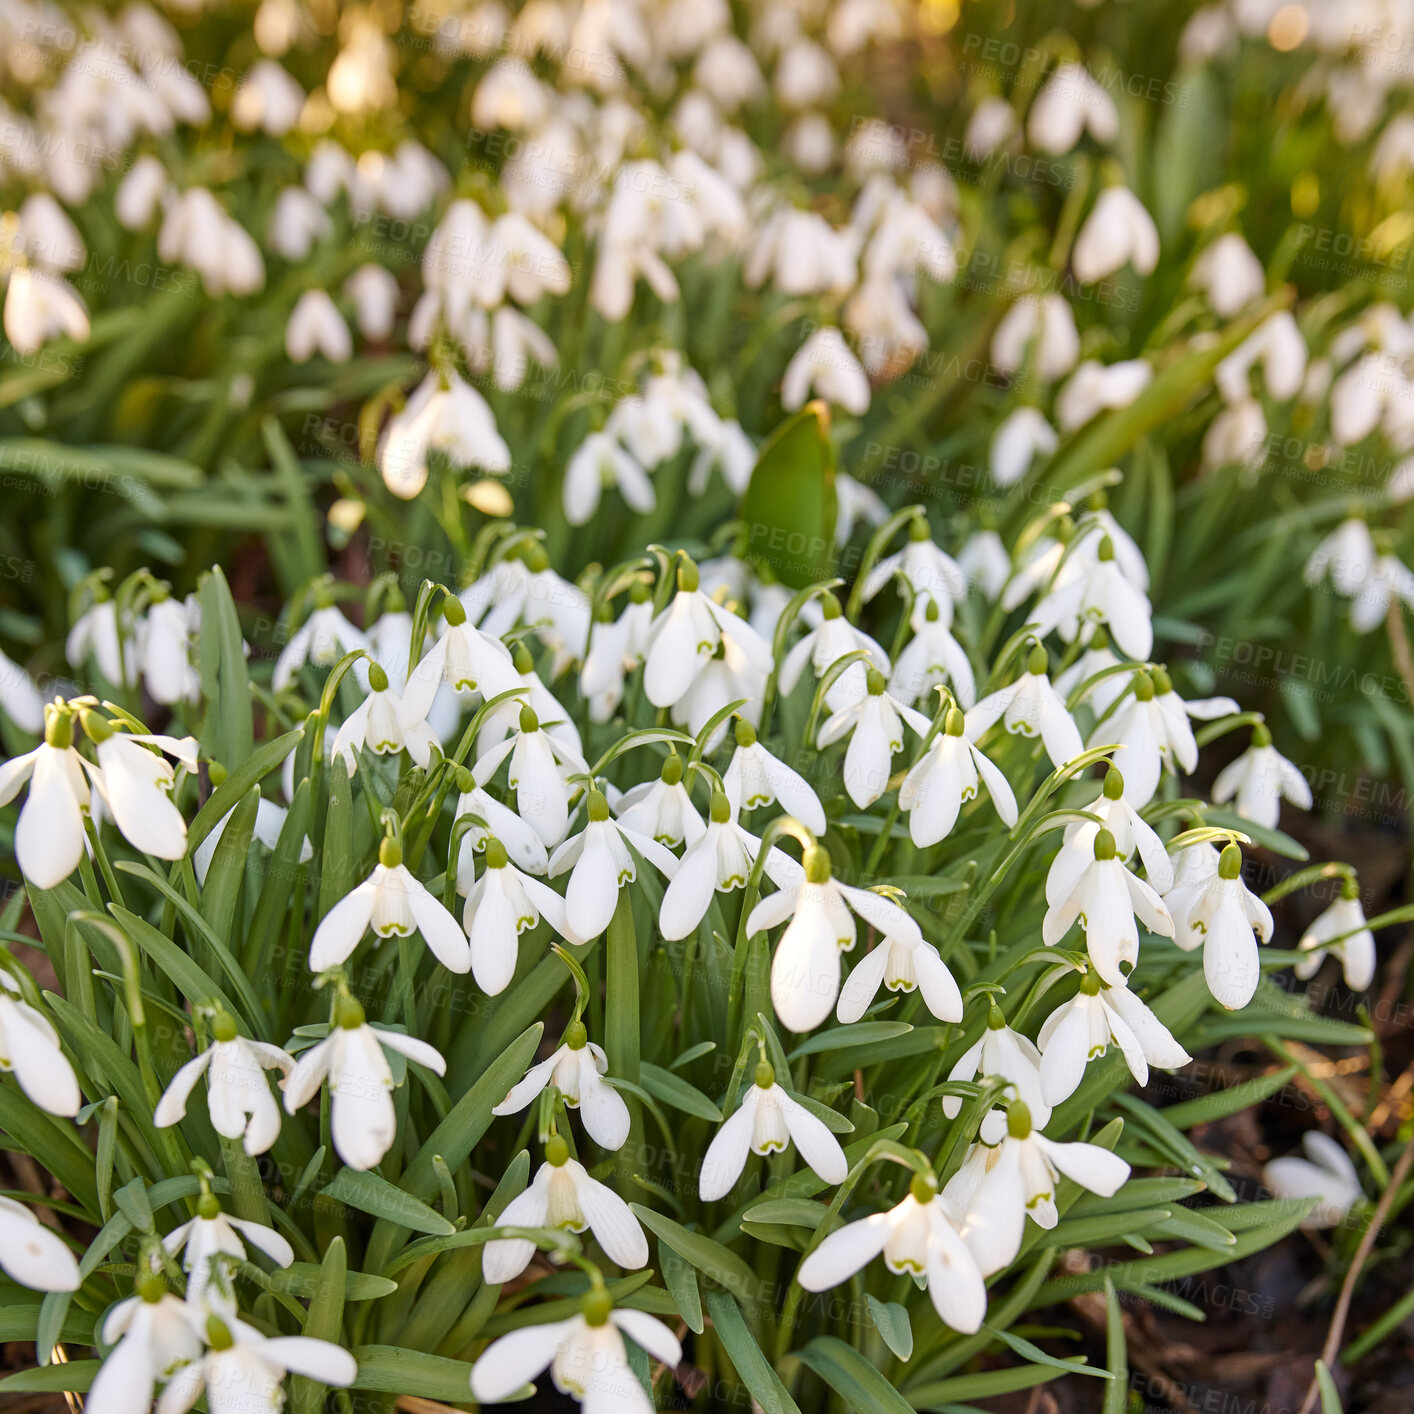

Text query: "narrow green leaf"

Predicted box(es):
[794, 1335, 916, 1414]
[705, 1290, 801, 1414]
[867, 1296, 913, 1362]
[321, 1170, 455, 1237]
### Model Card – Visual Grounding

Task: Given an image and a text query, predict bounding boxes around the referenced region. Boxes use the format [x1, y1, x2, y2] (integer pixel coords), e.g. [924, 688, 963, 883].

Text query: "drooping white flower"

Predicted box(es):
[944, 1104, 1129, 1274]
[309, 839, 471, 974]
[454, 782, 549, 881]
[837, 924, 963, 1024]
[1294, 885, 1376, 991]
[271, 598, 370, 692]
[283, 998, 446, 1170]
[344, 263, 400, 339]
[1304, 517, 1376, 596]
[0, 711, 94, 890]
[84, 726, 196, 864]
[268, 187, 331, 261]
[461, 837, 574, 994]
[378, 370, 511, 499]
[724, 717, 827, 834]
[991, 406, 1059, 487]
[1053, 630, 1127, 718]
[136, 594, 200, 707]
[1202, 398, 1268, 471]
[1211, 725, 1312, 828]
[463, 552, 591, 679]
[1030, 536, 1154, 662]
[700, 1066, 848, 1200]
[1216, 311, 1307, 404]
[818, 668, 930, 809]
[958, 530, 1012, 600]
[157, 1315, 356, 1414]
[1190, 233, 1265, 316]
[641, 562, 773, 711]
[966, 645, 1084, 769]
[942, 1010, 1050, 1127]
[0, 1194, 81, 1292]
[470, 1292, 681, 1412]
[563, 430, 654, 526]
[0, 974, 80, 1117]
[991, 294, 1079, 382]
[331, 662, 438, 775]
[163, 1197, 294, 1301]
[859, 517, 967, 616]
[1264, 1132, 1363, 1230]
[473, 704, 588, 850]
[778, 591, 890, 713]
[0, 644, 43, 734]
[483, 1139, 649, 1282]
[747, 845, 923, 1032]
[492, 1022, 630, 1150]
[286, 289, 352, 364]
[781, 327, 870, 415]
[797, 1174, 985, 1331]
[231, 59, 306, 135]
[402, 596, 520, 721]
[1037, 970, 1190, 1104]
[965, 96, 1018, 158]
[581, 591, 654, 722]
[116, 155, 167, 229]
[1063, 765, 1175, 893]
[1073, 186, 1160, 284]
[745, 205, 859, 297]
[89, 1283, 204, 1414]
[1044, 824, 1175, 986]
[1166, 841, 1272, 1010]
[1056, 359, 1152, 431]
[2, 267, 90, 355]
[549, 789, 680, 942]
[67, 596, 136, 687]
[899, 706, 1017, 847]
[1027, 62, 1119, 154]
[154, 1015, 294, 1156]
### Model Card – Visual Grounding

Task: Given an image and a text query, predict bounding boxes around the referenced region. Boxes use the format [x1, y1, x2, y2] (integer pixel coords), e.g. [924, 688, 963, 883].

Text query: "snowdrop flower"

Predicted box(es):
[1216, 311, 1307, 403]
[462, 837, 574, 994]
[0, 1195, 80, 1291]
[818, 668, 930, 808]
[700, 1062, 847, 1199]
[944, 1103, 1129, 1273]
[1044, 824, 1174, 985]
[660, 790, 802, 940]
[1264, 1132, 1363, 1230]
[900, 706, 1017, 847]
[959, 530, 1012, 600]
[283, 995, 446, 1170]
[470, 1287, 681, 1411]
[1202, 398, 1267, 471]
[231, 59, 305, 135]
[1073, 187, 1160, 284]
[965, 96, 1018, 158]
[1294, 882, 1376, 991]
[942, 1010, 1050, 1127]
[747, 844, 923, 1032]
[781, 328, 870, 414]
[1056, 359, 1152, 430]
[163, 1196, 294, 1301]
[158, 1312, 356, 1414]
[1067, 767, 1174, 891]
[286, 289, 352, 364]
[483, 1137, 649, 1282]
[1167, 842, 1272, 1010]
[1211, 725, 1313, 828]
[453, 783, 549, 881]
[267, 187, 330, 261]
[492, 1021, 630, 1149]
[837, 923, 963, 1024]
[1054, 629, 1127, 718]
[154, 1012, 294, 1156]
[991, 294, 1079, 382]
[89, 1279, 203, 1414]
[309, 837, 471, 974]
[344, 264, 399, 339]
[136, 593, 199, 706]
[1027, 62, 1119, 154]
[272, 594, 369, 692]
[15, 193, 82, 272]
[0, 644, 43, 733]
[475, 704, 589, 849]
[158, 193, 264, 301]
[1346, 554, 1414, 633]
[0, 708, 94, 890]
[463, 550, 591, 677]
[116, 154, 167, 229]
[67, 595, 133, 685]
[2, 267, 89, 355]
[798, 1172, 985, 1332]
[564, 431, 654, 525]
[614, 754, 703, 848]
[745, 206, 858, 296]
[775, 39, 840, 109]
[378, 370, 511, 498]
[860, 516, 967, 615]
[778, 591, 890, 712]
[82, 722, 195, 863]
[193, 791, 312, 886]
[0, 974, 79, 1116]
[724, 717, 826, 834]
[549, 789, 680, 942]
[332, 663, 437, 774]
[641, 561, 773, 711]
[1190, 233, 1265, 316]
[991, 406, 1058, 487]
[580, 589, 653, 722]
[1038, 969, 1190, 1104]
[402, 595, 520, 718]
[1031, 536, 1154, 662]
[967, 645, 1084, 769]
[834, 473, 889, 544]
[1304, 517, 1376, 597]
